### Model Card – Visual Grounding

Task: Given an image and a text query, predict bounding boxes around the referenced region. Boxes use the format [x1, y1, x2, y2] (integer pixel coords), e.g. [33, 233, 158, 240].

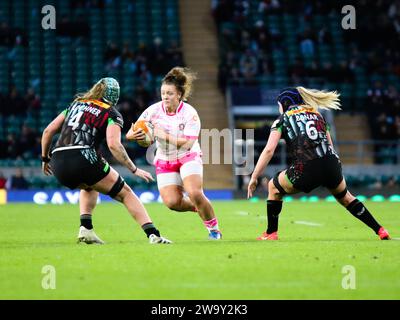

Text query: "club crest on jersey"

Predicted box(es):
[179, 123, 185, 131]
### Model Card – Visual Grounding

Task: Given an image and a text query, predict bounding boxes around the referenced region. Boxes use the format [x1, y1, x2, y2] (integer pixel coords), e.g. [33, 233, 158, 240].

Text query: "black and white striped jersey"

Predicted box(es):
[271, 105, 337, 164]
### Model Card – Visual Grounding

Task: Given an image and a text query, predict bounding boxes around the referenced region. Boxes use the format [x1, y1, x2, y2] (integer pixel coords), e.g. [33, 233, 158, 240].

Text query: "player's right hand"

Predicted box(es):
[126, 123, 146, 141]
[247, 177, 258, 199]
[133, 168, 154, 183]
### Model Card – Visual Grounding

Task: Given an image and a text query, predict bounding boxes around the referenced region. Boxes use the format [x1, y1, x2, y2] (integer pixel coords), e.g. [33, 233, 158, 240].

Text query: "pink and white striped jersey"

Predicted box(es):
[137, 101, 202, 161]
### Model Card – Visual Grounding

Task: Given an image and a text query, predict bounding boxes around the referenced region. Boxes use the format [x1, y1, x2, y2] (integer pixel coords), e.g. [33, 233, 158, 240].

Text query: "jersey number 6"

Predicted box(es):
[306, 121, 318, 140]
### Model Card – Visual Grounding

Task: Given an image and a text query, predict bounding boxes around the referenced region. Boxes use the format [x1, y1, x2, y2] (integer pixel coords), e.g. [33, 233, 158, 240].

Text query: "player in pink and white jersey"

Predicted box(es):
[127, 67, 222, 240]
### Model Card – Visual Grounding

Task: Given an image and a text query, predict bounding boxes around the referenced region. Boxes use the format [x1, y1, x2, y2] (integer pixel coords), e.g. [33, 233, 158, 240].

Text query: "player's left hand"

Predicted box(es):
[133, 168, 155, 183]
[42, 162, 53, 176]
[247, 177, 258, 199]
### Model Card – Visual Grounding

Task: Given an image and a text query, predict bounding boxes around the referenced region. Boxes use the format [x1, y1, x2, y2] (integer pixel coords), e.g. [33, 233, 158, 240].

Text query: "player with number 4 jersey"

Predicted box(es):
[41, 77, 172, 245]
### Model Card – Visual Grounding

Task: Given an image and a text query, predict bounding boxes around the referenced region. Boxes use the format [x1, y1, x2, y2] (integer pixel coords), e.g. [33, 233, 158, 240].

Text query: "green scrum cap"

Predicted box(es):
[99, 77, 120, 106]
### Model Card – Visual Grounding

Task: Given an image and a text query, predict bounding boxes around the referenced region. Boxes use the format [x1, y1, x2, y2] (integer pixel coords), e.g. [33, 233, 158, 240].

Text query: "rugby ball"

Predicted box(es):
[132, 120, 154, 147]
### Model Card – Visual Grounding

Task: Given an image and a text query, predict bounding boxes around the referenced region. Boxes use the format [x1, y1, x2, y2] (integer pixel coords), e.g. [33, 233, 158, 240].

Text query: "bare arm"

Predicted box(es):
[247, 129, 282, 198]
[326, 130, 334, 147]
[107, 124, 137, 173]
[41, 113, 65, 158]
[106, 125, 155, 182]
[41, 113, 65, 176]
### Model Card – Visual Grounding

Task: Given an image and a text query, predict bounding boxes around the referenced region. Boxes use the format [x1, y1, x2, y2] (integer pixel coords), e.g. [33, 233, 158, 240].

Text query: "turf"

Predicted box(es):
[0, 200, 399, 299]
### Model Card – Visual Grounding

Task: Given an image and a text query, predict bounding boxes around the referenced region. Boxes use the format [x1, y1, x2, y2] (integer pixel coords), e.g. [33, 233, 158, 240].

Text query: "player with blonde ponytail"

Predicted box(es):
[127, 67, 222, 240]
[248, 87, 390, 241]
[296, 86, 341, 111]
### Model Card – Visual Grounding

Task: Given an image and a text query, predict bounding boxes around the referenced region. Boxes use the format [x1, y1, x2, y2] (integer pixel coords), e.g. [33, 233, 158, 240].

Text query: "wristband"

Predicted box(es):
[41, 156, 51, 163]
[132, 166, 138, 173]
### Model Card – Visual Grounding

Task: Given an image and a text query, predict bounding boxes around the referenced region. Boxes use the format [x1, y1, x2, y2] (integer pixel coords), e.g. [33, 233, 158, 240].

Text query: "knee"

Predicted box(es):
[187, 189, 204, 204]
[114, 183, 131, 202]
[268, 180, 280, 197]
[162, 196, 182, 211]
[339, 192, 355, 207]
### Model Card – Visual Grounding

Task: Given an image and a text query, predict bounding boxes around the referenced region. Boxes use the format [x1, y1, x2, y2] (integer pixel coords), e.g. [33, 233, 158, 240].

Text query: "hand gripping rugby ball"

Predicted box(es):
[132, 120, 154, 147]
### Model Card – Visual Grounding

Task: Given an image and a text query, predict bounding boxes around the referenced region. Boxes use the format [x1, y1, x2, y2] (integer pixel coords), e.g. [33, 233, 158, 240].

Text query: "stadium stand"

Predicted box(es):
[0, 0, 182, 190]
[213, 0, 400, 189]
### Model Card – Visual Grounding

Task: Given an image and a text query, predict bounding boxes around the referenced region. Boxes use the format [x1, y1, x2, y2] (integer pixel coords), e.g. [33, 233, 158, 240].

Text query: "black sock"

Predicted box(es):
[80, 214, 93, 230]
[346, 199, 381, 233]
[142, 222, 160, 238]
[266, 200, 283, 234]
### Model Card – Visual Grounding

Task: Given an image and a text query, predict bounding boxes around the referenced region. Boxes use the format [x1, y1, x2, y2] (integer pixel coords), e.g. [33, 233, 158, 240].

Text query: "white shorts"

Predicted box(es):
[155, 153, 203, 189]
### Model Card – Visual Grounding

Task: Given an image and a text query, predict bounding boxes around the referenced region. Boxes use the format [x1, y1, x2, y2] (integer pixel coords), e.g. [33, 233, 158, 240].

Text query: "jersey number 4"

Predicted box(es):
[68, 111, 83, 130]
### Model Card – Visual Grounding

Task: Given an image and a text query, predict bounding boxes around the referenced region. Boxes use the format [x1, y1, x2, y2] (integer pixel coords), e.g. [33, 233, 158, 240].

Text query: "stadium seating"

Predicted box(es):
[216, 0, 400, 111]
[0, 0, 181, 190]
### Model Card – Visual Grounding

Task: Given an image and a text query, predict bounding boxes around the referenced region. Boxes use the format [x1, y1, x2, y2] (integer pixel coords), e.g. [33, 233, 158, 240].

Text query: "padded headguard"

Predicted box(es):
[276, 87, 304, 111]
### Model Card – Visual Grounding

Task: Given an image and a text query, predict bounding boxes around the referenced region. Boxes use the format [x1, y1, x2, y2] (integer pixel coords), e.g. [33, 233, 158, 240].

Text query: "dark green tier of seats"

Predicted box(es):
[0, 0, 180, 133]
[220, 1, 400, 110]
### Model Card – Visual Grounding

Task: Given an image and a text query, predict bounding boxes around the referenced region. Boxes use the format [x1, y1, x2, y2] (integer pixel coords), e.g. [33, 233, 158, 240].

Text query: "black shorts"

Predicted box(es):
[286, 154, 343, 193]
[51, 148, 110, 189]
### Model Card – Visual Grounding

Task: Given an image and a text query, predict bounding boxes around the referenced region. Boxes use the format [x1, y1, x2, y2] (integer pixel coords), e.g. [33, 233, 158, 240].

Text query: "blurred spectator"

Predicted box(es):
[239, 50, 258, 80]
[6, 87, 26, 116]
[104, 41, 121, 63]
[166, 40, 184, 68]
[318, 27, 332, 45]
[0, 22, 27, 47]
[337, 61, 355, 83]
[386, 176, 397, 188]
[19, 125, 37, 158]
[31, 137, 42, 158]
[6, 133, 20, 159]
[0, 172, 6, 189]
[258, 0, 281, 14]
[299, 29, 315, 58]
[6, 168, 29, 190]
[25, 88, 42, 113]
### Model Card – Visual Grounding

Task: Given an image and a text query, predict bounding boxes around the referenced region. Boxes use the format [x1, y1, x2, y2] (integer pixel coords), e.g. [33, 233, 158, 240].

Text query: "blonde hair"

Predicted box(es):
[74, 81, 106, 102]
[297, 86, 341, 111]
[162, 67, 197, 101]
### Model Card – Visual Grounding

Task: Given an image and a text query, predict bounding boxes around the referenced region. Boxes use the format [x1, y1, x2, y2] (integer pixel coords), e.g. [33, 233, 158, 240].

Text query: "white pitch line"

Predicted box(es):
[294, 220, 323, 227]
[391, 237, 400, 241]
[235, 211, 249, 216]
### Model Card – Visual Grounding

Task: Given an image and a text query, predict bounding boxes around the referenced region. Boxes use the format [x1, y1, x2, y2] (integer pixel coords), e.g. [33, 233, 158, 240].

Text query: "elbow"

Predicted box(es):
[43, 124, 60, 137]
[264, 148, 274, 156]
[108, 140, 121, 152]
[42, 127, 52, 139]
